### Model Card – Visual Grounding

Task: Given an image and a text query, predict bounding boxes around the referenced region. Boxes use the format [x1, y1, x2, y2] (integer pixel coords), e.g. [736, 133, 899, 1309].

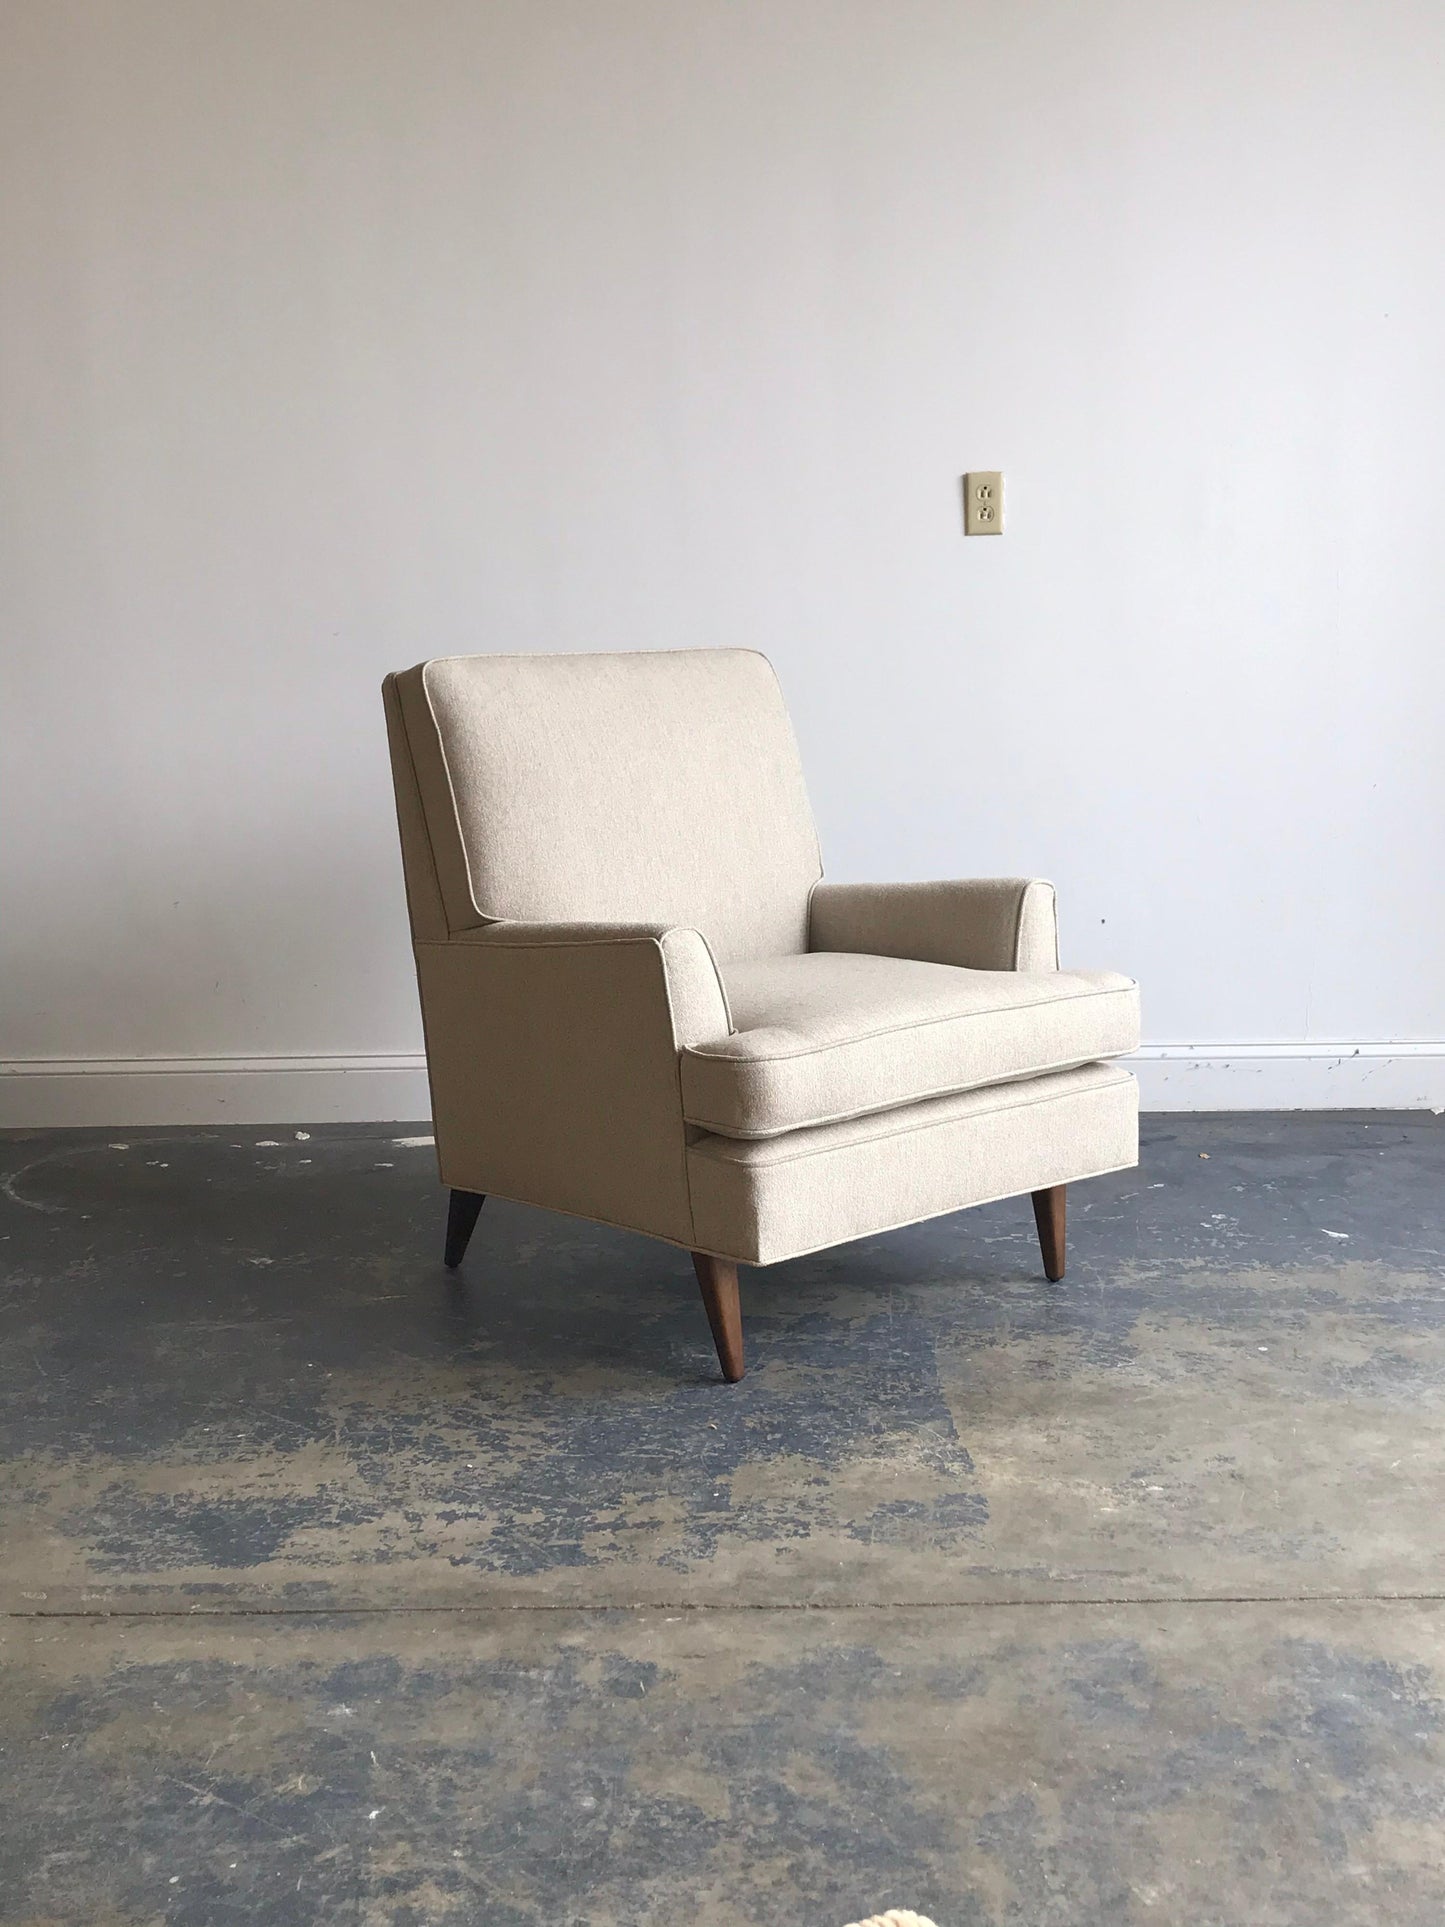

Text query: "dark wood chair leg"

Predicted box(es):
[1031, 1185, 1066, 1282]
[691, 1253, 745, 1382]
[444, 1189, 486, 1268]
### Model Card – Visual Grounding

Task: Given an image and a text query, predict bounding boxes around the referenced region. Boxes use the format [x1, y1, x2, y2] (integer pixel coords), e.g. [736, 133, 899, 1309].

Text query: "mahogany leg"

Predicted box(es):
[691, 1253, 745, 1382]
[1031, 1184, 1066, 1282]
[444, 1189, 486, 1268]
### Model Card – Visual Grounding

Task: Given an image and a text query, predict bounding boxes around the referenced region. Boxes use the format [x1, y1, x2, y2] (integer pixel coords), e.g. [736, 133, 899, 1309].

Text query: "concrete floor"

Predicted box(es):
[2, 1115, 1443, 1924]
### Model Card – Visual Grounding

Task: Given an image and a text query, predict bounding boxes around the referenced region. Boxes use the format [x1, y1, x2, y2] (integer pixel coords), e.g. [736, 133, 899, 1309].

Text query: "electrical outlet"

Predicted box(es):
[964, 471, 1003, 535]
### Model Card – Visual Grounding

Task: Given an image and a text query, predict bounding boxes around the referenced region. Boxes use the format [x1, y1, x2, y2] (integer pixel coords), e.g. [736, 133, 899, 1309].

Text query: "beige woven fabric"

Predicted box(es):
[811, 876, 1058, 972]
[688, 1063, 1138, 1266]
[383, 648, 1141, 1268]
[683, 951, 1140, 1138]
[416, 920, 728, 1248]
[392, 649, 821, 962]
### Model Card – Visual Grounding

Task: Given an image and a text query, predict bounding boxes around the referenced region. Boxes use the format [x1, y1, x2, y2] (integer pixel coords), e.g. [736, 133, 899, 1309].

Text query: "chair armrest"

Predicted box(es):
[808, 878, 1059, 973]
[413, 921, 731, 1245]
[451, 920, 732, 1046]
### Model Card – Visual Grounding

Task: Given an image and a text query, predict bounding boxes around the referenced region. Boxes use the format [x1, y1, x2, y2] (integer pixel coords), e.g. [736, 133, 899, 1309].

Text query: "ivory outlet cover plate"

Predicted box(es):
[964, 471, 1003, 535]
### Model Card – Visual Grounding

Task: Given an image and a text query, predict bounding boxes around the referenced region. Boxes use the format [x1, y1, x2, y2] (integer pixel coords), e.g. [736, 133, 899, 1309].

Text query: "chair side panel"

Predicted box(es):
[414, 938, 697, 1247]
[382, 673, 449, 943]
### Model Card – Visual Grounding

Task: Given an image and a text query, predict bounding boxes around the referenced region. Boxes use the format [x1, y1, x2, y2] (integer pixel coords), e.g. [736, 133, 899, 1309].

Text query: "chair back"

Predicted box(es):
[384, 649, 821, 962]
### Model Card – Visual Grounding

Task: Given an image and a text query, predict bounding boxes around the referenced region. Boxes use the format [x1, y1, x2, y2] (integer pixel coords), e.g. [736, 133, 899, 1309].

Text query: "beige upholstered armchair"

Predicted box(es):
[384, 650, 1140, 1381]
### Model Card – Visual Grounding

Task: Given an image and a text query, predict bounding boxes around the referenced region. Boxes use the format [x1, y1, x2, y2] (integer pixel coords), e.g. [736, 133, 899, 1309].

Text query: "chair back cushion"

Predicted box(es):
[387, 649, 821, 962]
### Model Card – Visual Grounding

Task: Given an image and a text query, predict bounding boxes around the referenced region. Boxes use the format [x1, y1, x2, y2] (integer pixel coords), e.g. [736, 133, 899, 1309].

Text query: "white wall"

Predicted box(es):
[3, 0, 1443, 1122]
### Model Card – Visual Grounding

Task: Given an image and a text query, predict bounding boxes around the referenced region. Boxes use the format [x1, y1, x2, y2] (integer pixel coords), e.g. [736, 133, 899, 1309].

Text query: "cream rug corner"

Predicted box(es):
[842, 1912, 938, 1927]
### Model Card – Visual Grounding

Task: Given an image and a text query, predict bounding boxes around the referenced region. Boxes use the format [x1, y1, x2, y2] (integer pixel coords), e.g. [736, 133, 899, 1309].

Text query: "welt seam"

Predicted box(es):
[688, 981, 1137, 1065]
[692, 929, 735, 1035]
[390, 681, 451, 939]
[433, 1169, 703, 1253]
[656, 935, 703, 1246]
[701, 1153, 1140, 1265]
[685, 1051, 1135, 1138]
[417, 934, 678, 953]
[688, 1066, 1134, 1167]
[419, 664, 490, 930]
[1011, 880, 1027, 970]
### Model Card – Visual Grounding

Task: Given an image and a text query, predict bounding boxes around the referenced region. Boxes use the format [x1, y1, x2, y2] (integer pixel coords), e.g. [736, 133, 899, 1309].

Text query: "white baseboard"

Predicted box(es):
[1128, 1042, 1445, 1112]
[1, 1045, 1442, 1129]
[0, 1054, 431, 1128]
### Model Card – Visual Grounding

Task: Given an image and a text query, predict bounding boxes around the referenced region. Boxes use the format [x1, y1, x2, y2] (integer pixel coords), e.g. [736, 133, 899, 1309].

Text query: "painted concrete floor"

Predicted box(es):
[1, 1114, 1443, 1924]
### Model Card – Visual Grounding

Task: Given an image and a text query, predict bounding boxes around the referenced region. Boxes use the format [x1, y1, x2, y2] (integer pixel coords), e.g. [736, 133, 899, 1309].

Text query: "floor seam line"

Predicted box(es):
[8, 1590, 1445, 1622]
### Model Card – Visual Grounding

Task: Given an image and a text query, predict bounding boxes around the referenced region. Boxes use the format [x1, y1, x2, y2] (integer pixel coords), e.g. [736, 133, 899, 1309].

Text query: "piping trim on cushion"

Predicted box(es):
[684, 978, 1138, 1066]
[688, 1063, 1137, 1167]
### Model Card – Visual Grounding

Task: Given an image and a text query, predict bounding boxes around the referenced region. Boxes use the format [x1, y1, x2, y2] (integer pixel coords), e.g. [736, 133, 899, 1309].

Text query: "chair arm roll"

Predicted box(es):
[808, 878, 1059, 973]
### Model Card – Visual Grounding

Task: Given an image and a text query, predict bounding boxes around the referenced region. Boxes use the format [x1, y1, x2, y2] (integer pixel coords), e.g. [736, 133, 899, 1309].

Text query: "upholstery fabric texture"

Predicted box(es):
[393, 649, 821, 963]
[416, 921, 727, 1248]
[809, 877, 1059, 972]
[688, 1063, 1139, 1265]
[682, 951, 1140, 1138]
[382, 674, 449, 943]
[383, 647, 1142, 1269]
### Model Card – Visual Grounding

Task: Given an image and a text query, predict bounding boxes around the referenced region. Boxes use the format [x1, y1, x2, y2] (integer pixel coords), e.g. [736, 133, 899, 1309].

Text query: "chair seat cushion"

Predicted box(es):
[681, 951, 1140, 1139]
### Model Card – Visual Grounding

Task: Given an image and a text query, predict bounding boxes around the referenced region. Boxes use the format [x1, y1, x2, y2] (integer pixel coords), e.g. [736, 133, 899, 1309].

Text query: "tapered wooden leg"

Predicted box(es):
[444, 1189, 486, 1268]
[1031, 1184, 1066, 1282]
[691, 1253, 744, 1382]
